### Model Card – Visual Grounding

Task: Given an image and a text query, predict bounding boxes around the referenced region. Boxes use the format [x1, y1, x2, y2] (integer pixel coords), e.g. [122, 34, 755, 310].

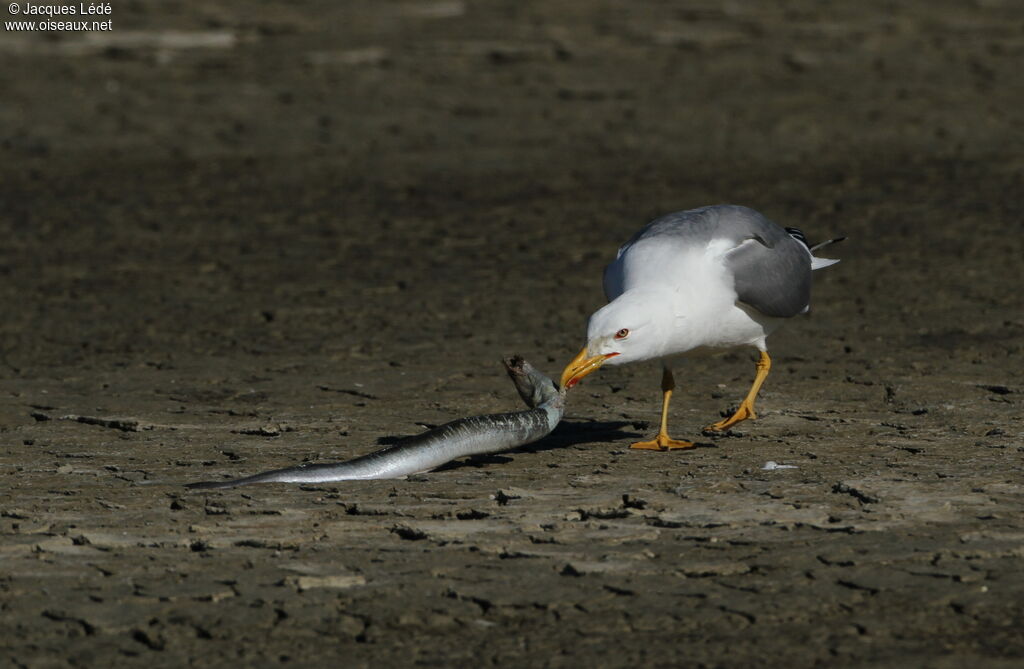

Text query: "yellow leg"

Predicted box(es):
[631, 368, 696, 451]
[704, 351, 771, 433]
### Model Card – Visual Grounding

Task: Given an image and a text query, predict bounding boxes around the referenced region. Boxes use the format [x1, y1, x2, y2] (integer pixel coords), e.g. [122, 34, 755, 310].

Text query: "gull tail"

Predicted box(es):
[809, 236, 846, 252]
[809, 236, 845, 270]
[786, 227, 845, 271]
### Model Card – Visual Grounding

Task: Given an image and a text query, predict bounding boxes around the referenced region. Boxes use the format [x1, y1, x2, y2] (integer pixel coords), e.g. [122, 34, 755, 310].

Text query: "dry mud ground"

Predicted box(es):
[2, 1, 1023, 667]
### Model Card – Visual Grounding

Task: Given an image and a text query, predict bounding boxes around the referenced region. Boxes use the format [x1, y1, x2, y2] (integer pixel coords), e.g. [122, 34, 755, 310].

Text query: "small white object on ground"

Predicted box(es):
[762, 461, 798, 470]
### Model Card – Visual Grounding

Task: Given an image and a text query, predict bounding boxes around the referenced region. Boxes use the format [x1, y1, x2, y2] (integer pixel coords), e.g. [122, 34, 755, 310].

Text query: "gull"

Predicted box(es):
[560, 204, 842, 450]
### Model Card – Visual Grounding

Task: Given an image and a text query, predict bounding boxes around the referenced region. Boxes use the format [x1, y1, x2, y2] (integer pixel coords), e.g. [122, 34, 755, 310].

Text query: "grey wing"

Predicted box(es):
[602, 253, 626, 301]
[611, 204, 813, 315]
[726, 236, 811, 318]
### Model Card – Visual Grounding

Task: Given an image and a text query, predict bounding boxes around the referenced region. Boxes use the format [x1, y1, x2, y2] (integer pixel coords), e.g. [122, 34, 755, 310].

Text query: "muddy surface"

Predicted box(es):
[2, 1, 1023, 666]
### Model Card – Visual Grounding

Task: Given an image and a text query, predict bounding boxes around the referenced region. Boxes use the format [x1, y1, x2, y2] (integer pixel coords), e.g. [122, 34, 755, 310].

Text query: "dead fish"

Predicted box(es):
[186, 356, 564, 490]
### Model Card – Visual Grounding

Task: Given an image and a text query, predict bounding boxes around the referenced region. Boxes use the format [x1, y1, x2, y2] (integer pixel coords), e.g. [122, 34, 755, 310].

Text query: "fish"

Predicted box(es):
[185, 356, 564, 490]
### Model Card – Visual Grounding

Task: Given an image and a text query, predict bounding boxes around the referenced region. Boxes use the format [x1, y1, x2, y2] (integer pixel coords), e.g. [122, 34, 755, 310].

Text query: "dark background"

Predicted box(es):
[2, 1, 1023, 666]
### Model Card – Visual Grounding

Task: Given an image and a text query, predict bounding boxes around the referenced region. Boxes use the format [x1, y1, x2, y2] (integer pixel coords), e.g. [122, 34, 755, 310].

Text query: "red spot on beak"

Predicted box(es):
[561, 350, 621, 391]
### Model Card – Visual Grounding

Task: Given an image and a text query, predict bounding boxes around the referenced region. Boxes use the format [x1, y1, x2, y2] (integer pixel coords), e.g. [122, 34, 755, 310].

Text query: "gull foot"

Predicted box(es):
[703, 405, 756, 433]
[630, 435, 696, 451]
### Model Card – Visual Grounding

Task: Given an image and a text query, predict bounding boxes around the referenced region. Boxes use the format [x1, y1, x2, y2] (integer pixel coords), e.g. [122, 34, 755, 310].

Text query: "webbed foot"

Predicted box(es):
[703, 404, 756, 433]
[630, 434, 696, 451]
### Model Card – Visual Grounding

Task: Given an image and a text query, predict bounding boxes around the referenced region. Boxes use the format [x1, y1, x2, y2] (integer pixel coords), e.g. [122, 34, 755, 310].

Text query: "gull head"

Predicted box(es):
[560, 290, 671, 389]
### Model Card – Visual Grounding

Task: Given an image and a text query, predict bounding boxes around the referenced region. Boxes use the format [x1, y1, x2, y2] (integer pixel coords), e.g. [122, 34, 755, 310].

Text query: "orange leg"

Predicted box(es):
[704, 351, 771, 433]
[631, 367, 696, 451]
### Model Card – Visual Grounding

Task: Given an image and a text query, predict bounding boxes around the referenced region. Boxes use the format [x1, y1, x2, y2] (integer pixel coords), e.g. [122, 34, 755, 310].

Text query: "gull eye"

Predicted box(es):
[614, 328, 630, 340]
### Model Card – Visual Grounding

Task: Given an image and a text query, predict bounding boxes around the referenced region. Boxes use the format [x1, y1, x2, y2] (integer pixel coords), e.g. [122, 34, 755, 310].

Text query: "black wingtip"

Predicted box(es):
[785, 227, 809, 249]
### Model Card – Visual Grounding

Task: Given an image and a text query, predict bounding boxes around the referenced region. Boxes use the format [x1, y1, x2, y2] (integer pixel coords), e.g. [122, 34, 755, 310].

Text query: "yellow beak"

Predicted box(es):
[560, 347, 619, 389]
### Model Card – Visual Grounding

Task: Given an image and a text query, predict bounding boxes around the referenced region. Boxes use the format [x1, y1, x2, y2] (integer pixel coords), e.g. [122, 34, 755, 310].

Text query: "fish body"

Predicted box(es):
[186, 357, 564, 490]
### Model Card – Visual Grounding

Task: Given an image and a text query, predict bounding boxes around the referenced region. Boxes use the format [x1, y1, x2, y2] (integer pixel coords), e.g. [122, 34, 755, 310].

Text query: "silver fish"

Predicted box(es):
[186, 356, 564, 490]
